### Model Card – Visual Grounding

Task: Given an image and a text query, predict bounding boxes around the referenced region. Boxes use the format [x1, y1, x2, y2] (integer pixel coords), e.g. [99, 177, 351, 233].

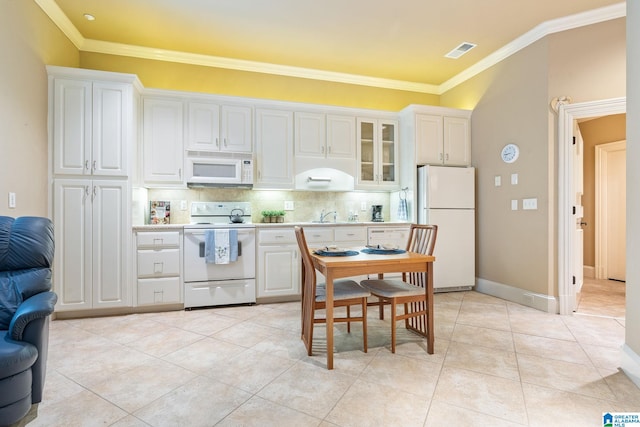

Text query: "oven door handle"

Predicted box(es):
[199, 241, 242, 258]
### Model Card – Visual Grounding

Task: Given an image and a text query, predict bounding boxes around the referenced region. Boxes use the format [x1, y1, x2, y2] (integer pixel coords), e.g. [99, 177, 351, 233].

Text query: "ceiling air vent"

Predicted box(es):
[445, 42, 477, 59]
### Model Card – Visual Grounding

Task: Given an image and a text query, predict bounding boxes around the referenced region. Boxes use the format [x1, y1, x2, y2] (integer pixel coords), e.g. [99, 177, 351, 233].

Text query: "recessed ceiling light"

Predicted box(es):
[445, 42, 477, 59]
[83, 13, 96, 21]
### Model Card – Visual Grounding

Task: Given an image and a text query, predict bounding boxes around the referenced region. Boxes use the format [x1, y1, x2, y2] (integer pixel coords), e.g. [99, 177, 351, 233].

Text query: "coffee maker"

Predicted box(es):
[371, 205, 383, 222]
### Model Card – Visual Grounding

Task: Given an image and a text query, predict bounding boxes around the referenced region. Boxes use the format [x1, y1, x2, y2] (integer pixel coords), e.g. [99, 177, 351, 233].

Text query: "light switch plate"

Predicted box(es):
[511, 173, 518, 185]
[8, 192, 15, 209]
[523, 198, 538, 210]
[511, 199, 518, 211]
[284, 201, 294, 211]
[180, 200, 187, 211]
[361, 202, 367, 211]
[494, 176, 501, 187]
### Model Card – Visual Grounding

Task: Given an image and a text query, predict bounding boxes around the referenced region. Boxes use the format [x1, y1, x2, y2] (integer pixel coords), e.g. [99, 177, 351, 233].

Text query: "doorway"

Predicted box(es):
[557, 97, 626, 315]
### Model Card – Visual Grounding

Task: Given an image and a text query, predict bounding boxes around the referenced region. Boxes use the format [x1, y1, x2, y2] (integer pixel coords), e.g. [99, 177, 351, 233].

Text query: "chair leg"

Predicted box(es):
[346, 305, 351, 333]
[362, 298, 368, 353]
[404, 302, 410, 329]
[378, 297, 384, 320]
[390, 299, 397, 354]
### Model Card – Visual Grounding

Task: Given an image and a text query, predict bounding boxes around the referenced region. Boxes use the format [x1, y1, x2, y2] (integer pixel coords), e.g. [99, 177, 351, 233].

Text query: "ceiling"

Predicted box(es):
[38, 0, 625, 94]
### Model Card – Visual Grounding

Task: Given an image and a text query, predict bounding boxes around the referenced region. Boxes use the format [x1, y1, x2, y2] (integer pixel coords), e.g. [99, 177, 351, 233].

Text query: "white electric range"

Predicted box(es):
[183, 202, 255, 308]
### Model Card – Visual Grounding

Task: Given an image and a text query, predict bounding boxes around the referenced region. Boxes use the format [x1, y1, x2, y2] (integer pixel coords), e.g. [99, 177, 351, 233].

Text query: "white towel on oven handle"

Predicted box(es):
[204, 230, 238, 264]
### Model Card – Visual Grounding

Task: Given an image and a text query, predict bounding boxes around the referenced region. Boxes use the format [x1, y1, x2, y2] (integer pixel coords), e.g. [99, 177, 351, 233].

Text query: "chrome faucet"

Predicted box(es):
[319, 209, 337, 223]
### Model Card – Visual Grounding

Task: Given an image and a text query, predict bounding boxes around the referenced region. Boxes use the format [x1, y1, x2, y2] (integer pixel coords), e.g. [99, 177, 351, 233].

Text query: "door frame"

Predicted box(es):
[557, 97, 626, 315]
[595, 140, 627, 280]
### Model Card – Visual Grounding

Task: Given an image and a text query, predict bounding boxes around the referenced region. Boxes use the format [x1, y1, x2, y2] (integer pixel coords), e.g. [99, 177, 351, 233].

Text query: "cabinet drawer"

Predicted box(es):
[334, 227, 366, 242]
[137, 249, 180, 277]
[303, 227, 333, 243]
[137, 231, 180, 249]
[258, 228, 296, 244]
[137, 277, 181, 305]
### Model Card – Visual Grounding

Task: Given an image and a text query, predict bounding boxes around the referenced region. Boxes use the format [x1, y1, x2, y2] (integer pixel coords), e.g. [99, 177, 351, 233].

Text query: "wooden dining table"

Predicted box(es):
[308, 249, 435, 370]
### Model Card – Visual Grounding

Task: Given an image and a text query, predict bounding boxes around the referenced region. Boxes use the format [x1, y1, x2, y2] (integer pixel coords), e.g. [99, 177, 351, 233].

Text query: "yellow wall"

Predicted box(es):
[0, 0, 79, 217]
[80, 53, 440, 111]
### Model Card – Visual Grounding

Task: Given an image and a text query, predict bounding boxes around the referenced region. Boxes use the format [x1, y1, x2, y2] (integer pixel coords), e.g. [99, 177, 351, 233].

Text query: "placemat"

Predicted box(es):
[360, 248, 406, 255]
[314, 250, 360, 257]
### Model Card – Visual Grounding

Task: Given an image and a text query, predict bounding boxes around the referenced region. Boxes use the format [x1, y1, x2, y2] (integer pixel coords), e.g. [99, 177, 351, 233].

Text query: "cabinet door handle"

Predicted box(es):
[92, 160, 96, 172]
[85, 160, 90, 171]
[446, 153, 449, 161]
[178, 168, 182, 179]
[439, 153, 443, 161]
[215, 137, 219, 148]
[224, 138, 227, 147]
[321, 146, 325, 154]
[92, 186, 97, 201]
[327, 146, 331, 154]
[83, 185, 90, 202]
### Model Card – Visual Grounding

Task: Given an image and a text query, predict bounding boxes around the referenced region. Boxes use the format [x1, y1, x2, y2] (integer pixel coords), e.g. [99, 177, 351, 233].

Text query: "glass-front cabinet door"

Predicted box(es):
[357, 118, 398, 189]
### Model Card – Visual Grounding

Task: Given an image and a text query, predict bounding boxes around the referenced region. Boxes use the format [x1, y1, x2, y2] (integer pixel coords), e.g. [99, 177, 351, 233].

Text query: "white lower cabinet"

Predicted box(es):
[53, 179, 130, 311]
[135, 230, 182, 306]
[257, 228, 300, 299]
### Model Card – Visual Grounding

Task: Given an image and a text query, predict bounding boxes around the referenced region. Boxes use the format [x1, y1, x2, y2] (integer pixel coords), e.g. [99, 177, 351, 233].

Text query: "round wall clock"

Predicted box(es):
[501, 143, 520, 163]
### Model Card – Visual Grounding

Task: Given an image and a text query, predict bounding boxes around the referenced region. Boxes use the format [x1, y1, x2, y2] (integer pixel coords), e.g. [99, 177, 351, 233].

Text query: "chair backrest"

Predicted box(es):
[406, 224, 438, 255]
[295, 227, 317, 335]
[403, 224, 437, 287]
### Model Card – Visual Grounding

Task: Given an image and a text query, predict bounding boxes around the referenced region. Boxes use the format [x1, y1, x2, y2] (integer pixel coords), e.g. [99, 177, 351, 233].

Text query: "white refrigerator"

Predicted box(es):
[417, 165, 475, 291]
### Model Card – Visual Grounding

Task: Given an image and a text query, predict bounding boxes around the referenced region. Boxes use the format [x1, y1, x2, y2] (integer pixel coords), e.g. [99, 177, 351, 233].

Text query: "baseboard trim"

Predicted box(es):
[475, 278, 558, 313]
[621, 344, 640, 389]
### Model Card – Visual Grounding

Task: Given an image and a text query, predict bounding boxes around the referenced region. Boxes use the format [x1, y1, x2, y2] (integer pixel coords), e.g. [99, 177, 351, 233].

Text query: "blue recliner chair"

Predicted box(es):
[0, 216, 57, 426]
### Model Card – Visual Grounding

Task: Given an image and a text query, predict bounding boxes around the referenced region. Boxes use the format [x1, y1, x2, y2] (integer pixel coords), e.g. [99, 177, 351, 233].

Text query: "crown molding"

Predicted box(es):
[80, 39, 440, 94]
[35, 0, 626, 95]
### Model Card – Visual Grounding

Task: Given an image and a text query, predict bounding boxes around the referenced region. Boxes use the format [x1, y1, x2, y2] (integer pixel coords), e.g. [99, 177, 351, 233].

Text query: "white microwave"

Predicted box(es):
[185, 152, 254, 187]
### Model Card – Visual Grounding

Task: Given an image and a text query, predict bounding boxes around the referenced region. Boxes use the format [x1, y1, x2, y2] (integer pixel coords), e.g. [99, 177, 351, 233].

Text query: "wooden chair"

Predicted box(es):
[360, 224, 437, 353]
[295, 226, 370, 356]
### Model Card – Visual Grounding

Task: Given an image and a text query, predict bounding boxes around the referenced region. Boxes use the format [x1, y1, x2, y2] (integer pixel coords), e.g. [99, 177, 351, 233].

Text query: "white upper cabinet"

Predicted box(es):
[187, 102, 220, 151]
[221, 105, 252, 153]
[356, 117, 399, 190]
[187, 102, 252, 153]
[326, 115, 356, 159]
[143, 97, 185, 186]
[295, 112, 325, 157]
[52, 79, 132, 177]
[414, 113, 470, 166]
[295, 112, 355, 159]
[255, 108, 294, 189]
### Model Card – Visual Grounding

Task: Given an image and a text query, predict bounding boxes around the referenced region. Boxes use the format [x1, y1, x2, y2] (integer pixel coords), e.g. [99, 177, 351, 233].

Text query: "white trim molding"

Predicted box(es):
[621, 344, 640, 389]
[34, 0, 626, 94]
[475, 278, 557, 313]
[557, 98, 626, 315]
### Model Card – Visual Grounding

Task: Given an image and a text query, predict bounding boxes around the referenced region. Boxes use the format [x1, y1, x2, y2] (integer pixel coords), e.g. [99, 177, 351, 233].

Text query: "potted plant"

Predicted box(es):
[275, 210, 285, 223]
[261, 210, 273, 223]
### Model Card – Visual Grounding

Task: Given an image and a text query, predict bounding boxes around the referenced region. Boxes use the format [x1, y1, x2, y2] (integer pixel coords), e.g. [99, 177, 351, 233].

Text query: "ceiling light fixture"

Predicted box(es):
[445, 42, 477, 59]
[83, 13, 96, 21]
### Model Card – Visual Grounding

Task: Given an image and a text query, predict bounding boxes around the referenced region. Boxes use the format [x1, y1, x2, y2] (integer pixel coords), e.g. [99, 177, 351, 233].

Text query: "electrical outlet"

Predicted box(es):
[8, 192, 16, 209]
[511, 173, 518, 185]
[494, 175, 501, 187]
[284, 201, 294, 211]
[511, 199, 518, 211]
[180, 200, 187, 211]
[360, 202, 367, 211]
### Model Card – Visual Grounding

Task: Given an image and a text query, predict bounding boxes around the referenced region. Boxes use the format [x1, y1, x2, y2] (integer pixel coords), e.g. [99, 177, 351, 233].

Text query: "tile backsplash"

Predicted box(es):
[136, 187, 390, 225]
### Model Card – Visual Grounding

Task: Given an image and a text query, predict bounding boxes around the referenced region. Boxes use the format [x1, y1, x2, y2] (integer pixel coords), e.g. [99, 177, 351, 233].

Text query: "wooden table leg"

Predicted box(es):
[325, 272, 334, 370]
[427, 261, 434, 354]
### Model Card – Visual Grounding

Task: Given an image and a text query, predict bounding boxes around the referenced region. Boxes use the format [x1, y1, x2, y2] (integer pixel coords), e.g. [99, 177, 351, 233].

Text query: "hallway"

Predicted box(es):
[576, 277, 625, 319]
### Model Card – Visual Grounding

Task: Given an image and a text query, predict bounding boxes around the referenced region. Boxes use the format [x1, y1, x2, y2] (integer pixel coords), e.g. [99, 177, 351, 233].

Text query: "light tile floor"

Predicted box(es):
[14, 289, 638, 427]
